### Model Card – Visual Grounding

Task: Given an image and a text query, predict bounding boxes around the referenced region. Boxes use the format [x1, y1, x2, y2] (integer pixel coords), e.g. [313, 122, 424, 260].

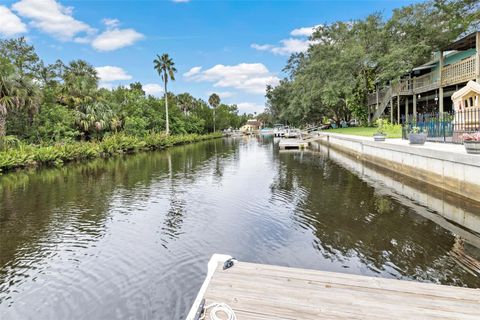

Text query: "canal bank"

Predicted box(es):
[314, 133, 480, 203]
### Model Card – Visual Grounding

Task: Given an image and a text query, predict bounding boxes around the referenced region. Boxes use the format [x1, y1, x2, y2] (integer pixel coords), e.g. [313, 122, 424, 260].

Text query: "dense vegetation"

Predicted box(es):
[0, 38, 250, 171]
[0, 38, 247, 144]
[0, 132, 221, 172]
[264, 0, 479, 127]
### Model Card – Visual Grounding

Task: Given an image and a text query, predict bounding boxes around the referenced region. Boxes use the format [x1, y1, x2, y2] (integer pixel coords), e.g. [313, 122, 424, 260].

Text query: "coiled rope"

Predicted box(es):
[202, 302, 237, 320]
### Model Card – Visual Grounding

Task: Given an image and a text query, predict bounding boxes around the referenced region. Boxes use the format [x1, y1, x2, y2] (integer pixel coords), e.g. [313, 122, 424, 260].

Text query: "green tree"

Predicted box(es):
[0, 58, 41, 139]
[208, 93, 220, 132]
[60, 60, 98, 108]
[177, 92, 194, 116]
[153, 53, 177, 135]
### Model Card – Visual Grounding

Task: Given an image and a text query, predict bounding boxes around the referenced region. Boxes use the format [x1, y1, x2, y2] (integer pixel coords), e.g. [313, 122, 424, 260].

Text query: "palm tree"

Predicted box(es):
[208, 93, 220, 132]
[0, 58, 41, 139]
[0, 61, 16, 138]
[60, 60, 98, 108]
[153, 54, 177, 135]
[177, 92, 194, 116]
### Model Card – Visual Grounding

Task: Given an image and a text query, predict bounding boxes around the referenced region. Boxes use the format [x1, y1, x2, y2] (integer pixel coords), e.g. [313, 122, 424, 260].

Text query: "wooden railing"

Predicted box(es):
[368, 56, 477, 104]
[412, 71, 439, 93]
[442, 56, 476, 86]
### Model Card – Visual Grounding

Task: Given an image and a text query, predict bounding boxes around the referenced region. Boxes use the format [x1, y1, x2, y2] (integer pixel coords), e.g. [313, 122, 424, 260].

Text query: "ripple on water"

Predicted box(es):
[1, 138, 480, 320]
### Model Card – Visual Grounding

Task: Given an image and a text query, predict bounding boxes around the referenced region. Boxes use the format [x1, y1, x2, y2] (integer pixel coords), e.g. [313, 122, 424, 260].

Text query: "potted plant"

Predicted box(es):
[373, 119, 387, 141]
[462, 132, 480, 154]
[408, 126, 427, 145]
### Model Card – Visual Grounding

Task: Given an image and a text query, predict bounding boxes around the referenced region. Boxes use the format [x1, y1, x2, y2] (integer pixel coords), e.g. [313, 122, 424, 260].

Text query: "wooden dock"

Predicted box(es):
[187, 255, 480, 320]
[278, 138, 308, 150]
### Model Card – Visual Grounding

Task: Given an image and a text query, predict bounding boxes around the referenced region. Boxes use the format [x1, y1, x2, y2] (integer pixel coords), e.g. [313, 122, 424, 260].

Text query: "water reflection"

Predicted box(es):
[0, 137, 479, 320]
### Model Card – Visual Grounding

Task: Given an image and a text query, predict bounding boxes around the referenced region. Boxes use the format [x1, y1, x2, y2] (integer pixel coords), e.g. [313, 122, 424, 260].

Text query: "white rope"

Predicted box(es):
[202, 302, 237, 320]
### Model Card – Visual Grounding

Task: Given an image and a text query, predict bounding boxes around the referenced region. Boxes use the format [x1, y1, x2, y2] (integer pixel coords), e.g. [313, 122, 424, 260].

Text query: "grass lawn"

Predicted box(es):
[327, 126, 402, 138]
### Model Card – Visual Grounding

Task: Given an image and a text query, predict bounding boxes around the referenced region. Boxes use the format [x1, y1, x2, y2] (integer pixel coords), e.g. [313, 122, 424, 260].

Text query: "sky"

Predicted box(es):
[0, 0, 419, 114]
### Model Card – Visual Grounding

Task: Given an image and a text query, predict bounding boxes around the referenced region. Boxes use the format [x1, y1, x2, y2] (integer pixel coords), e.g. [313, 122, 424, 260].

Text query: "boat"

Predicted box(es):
[260, 128, 274, 135]
[273, 124, 286, 137]
[284, 128, 301, 138]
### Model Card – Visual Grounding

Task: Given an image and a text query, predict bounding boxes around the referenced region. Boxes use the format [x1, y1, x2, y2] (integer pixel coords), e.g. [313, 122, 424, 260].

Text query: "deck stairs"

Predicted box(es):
[372, 87, 393, 120]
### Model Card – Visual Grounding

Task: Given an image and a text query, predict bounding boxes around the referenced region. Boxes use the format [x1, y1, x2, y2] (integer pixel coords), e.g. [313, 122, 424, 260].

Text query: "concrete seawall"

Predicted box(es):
[315, 133, 480, 203]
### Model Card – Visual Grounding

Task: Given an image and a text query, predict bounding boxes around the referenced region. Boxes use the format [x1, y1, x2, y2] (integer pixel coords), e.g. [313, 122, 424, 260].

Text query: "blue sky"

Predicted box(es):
[0, 0, 418, 114]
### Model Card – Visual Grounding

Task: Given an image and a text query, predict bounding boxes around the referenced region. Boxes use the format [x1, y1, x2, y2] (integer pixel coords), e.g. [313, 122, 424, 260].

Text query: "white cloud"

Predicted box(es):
[102, 18, 120, 28]
[95, 66, 132, 82]
[184, 63, 279, 95]
[0, 5, 27, 37]
[251, 24, 320, 56]
[251, 44, 274, 51]
[91, 28, 144, 51]
[290, 25, 320, 37]
[12, 0, 94, 40]
[236, 102, 265, 115]
[183, 66, 202, 78]
[143, 83, 163, 96]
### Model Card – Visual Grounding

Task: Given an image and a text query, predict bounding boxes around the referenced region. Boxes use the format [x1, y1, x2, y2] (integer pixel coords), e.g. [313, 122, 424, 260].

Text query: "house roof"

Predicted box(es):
[442, 31, 478, 51]
[451, 81, 480, 101]
[246, 119, 260, 126]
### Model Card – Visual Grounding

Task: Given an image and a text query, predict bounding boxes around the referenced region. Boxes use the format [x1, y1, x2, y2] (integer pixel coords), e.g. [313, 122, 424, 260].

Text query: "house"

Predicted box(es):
[240, 119, 262, 134]
[368, 31, 480, 123]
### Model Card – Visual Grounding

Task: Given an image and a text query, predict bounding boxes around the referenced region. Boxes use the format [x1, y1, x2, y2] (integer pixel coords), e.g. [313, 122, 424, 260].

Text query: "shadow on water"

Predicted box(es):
[0, 136, 479, 319]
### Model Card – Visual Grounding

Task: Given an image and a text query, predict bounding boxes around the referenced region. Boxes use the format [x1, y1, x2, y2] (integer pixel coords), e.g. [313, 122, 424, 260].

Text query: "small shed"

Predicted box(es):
[451, 81, 480, 135]
[451, 80, 480, 111]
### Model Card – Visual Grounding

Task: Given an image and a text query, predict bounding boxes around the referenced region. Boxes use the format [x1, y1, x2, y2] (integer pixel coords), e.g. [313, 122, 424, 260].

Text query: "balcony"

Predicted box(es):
[368, 55, 477, 105]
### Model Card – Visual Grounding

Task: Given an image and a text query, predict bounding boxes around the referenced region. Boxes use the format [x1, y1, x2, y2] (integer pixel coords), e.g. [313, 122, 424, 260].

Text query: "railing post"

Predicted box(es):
[397, 95, 400, 124]
[390, 97, 393, 123]
[439, 50, 444, 114]
[476, 31, 480, 82]
[413, 94, 417, 119]
[405, 97, 409, 123]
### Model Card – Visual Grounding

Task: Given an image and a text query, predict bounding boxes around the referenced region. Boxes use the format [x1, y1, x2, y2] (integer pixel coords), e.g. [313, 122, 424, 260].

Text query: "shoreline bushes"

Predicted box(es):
[0, 132, 222, 173]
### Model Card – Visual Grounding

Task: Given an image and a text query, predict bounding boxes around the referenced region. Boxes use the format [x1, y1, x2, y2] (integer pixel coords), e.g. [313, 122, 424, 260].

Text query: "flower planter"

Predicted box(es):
[409, 133, 427, 145]
[373, 134, 386, 142]
[464, 141, 480, 154]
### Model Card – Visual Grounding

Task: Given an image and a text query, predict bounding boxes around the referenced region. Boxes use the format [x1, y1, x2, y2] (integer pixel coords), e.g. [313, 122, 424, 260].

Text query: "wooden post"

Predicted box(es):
[439, 50, 444, 114]
[397, 96, 400, 124]
[390, 97, 393, 123]
[405, 97, 409, 123]
[413, 94, 417, 121]
[476, 31, 480, 82]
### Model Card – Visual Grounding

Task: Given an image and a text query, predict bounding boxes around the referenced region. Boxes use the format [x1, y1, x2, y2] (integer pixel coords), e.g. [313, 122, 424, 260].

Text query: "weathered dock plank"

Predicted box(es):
[199, 259, 480, 319]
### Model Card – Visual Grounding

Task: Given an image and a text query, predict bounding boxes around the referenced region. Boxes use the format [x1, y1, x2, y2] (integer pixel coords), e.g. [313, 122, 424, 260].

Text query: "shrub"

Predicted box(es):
[0, 132, 221, 173]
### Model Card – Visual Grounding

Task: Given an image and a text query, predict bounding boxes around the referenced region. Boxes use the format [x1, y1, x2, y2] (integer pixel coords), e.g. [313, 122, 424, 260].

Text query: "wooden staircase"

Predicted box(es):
[372, 87, 393, 120]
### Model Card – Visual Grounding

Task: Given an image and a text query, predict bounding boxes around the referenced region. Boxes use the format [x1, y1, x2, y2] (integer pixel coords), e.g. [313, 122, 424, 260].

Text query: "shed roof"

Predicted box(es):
[451, 81, 480, 101]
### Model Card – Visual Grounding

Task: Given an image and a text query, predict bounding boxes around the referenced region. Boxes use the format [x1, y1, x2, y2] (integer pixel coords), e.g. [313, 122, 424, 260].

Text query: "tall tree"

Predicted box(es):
[0, 58, 41, 139]
[208, 93, 220, 132]
[61, 60, 98, 108]
[153, 54, 177, 135]
[177, 93, 194, 116]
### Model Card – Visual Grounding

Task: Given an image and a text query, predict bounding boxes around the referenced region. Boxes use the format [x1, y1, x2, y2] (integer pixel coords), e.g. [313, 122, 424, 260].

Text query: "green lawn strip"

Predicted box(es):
[326, 126, 402, 139]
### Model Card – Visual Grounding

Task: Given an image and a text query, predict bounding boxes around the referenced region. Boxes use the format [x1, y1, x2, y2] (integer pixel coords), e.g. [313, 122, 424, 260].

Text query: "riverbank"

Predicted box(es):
[0, 132, 222, 173]
[315, 133, 480, 202]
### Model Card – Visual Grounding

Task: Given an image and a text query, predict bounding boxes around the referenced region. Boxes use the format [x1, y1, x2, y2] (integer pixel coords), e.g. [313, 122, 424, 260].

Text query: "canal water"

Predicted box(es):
[1, 137, 479, 319]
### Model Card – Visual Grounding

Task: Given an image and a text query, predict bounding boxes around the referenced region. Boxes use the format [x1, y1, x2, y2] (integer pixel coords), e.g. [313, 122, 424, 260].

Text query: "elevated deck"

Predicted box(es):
[188, 255, 480, 320]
